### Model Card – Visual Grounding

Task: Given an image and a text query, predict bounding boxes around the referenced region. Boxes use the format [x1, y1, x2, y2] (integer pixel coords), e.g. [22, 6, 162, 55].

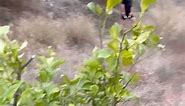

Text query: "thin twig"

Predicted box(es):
[122, 99, 130, 105]
[111, 25, 138, 106]
[99, 14, 109, 48]
[122, 72, 136, 89]
[12, 55, 35, 106]
[21, 55, 36, 70]
[112, 73, 136, 106]
[113, 24, 138, 72]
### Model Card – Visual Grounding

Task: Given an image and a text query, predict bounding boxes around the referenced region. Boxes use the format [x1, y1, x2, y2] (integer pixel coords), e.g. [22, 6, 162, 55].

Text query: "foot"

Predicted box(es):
[121, 14, 134, 20]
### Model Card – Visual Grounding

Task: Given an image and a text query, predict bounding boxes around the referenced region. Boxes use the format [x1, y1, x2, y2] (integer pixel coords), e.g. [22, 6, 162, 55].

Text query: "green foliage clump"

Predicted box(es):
[0, 0, 160, 106]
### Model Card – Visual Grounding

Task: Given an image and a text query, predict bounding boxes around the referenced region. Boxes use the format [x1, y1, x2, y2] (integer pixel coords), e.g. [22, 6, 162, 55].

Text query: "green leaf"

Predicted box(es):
[0, 26, 10, 36]
[108, 39, 119, 52]
[136, 31, 150, 44]
[42, 83, 59, 96]
[140, 0, 156, 15]
[87, 2, 103, 16]
[35, 101, 45, 106]
[122, 50, 133, 58]
[84, 58, 100, 69]
[144, 25, 155, 31]
[114, 83, 123, 94]
[0, 67, 4, 71]
[39, 70, 50, 82]
[0, 39, 5, 53]
[106, 0, 121, 14]
[97, 49, 112, 59]
[122, 57, 133, 66]
[129, 73, 140, 85]
[33, 88, 45, 100]
[68, 104, 75, 106]
[90, 85, 99, 95]
[137, 44, 146, 55]
[109, 23, 122, 39]
[1, 81, 22, 100]
[52, 59, 64, 69]
[19, 87, 34, 105]
[150, 34, 160, 45]
[121, 50, 133, 66]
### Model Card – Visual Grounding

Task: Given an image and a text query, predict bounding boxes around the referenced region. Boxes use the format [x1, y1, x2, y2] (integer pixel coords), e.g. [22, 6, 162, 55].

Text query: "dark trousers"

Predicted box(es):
[125, 5, 131, 17]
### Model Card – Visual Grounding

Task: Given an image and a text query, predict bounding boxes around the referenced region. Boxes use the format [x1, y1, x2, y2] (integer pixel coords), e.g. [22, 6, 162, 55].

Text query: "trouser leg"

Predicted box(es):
[125, 6, 131, 17]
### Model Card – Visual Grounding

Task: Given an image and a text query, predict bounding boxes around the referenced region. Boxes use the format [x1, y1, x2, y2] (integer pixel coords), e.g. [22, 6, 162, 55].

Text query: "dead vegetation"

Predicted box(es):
[0, 0, 44, 12]
[12, 13, 97, 50]
[63, 14, 97, 48]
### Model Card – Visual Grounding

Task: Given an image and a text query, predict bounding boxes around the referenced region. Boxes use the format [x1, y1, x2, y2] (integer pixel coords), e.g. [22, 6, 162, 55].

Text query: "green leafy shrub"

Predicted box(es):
[0, 0, 160, 106]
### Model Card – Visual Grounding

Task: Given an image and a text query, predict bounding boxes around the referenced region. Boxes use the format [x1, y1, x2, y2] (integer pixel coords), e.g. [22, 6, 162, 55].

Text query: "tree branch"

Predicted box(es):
[21, 55, 36, 70]
[12, 55, 35, 106]
[99, 14, 109, 48]
[122, 72, 136, 89]
[113, 24, 138, 72]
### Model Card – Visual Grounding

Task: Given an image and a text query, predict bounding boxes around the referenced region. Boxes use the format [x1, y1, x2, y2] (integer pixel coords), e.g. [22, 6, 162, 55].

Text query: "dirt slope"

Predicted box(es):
[1, 0, 185, 105]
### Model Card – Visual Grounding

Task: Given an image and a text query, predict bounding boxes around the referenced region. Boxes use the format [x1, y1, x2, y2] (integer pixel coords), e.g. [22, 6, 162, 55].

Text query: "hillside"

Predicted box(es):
[0, 0, 185, 105]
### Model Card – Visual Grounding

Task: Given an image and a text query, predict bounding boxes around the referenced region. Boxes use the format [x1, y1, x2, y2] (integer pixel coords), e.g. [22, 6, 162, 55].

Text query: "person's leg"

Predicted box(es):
[125, 5, 131, 17]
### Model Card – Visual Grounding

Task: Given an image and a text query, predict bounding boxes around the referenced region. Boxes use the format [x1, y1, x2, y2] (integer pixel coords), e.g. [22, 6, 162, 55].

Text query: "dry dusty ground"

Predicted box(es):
[124, 0, 185, 106]
[0, 0, 185, 105]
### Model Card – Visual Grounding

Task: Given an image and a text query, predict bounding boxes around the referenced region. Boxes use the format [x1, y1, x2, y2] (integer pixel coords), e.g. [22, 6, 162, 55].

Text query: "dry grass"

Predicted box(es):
[13, 16, 63, 47]
[131, 1, 185, 105]
[13, 13, 97, 48]
[11, 14, 98, 74]
[11, 13, 98, 77]
[145, 0, 185, 41]
[0, 0, 44, 12]
[63, 14, 97, 48]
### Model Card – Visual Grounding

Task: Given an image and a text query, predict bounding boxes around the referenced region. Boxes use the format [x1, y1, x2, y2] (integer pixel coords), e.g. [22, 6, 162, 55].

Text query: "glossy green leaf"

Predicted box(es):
[0, 39, 5, 53]
[122, 57, 133, 66]
[109, 23, 122, 39]
[106, 54, 117, 70]
[97, 49, 112, 59]
[141, 0, 156, 14]
[121, 50, 133, 66]
[1, 81, 22, 100]
[90, 85, 99, 95]
[87, 2, 103, 16]
[84, 58, 98, 67]
[42, 83, 59, 96]
[114, 83, 123, 93]
[0, 67, 4, 71]
[106, 0, 121, 14]
[39, 70, 50, 82]
[144, 25, 155, 31]
[68, 104, 75, 106]
[108, 39, 119, 52]
[122, 50, 133, 58]
[138, 44, 146, 55]
[52, 59, 64, 69]
[19, 87, 34, 105]
[136, 31, 150, 44]
[150, 34, 160, 45]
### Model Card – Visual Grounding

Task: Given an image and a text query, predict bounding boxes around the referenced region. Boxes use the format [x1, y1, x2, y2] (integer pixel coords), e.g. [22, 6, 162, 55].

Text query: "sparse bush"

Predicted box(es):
[145, 0, 185, 41]
[63, 14, 97, 48]
[14, 16, 63, 47]
[13, 14, 97, 49]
